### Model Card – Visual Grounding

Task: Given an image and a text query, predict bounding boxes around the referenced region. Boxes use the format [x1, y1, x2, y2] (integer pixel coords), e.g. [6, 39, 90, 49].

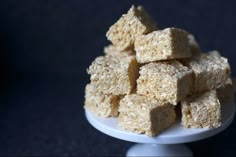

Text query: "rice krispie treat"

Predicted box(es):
[104, 44, 134, 56]
[135, 28, 191, 63]
[181, 90, 221, 128]
[87, 54, 139, 95]
[84, 84, 121, 117]
[118, 94, 176, 136]
[106, 5, 157, 51]
[137, 61, 193, 105]
[186, 50, 230, 93]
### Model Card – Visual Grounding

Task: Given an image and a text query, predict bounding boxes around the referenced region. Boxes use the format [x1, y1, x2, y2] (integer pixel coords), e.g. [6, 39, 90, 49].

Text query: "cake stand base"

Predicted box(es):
[126, 143, 193, 157]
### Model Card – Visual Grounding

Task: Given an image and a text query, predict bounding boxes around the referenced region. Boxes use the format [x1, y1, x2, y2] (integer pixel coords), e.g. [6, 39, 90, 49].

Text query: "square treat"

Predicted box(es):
[217, 78, 234, 103]
[135, 28, 191, 63]
[137, 61, 193, 105]
[187, 50, 230, 93]
[87, 54, 139, 95]
[181, 90, 221, 128]
[84, 83, 121, 117]
[118, 94, 176, 136]
[106, 5, 157, 51]
[104, 44, 134, 56]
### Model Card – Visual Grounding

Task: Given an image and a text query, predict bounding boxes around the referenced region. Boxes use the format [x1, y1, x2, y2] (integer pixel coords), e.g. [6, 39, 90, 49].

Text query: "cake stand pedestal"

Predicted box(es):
[85, 99, 235, 157]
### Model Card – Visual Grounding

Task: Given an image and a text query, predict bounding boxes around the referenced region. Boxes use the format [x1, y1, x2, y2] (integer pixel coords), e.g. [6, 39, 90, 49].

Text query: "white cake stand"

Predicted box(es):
[85, 99, 235, 157]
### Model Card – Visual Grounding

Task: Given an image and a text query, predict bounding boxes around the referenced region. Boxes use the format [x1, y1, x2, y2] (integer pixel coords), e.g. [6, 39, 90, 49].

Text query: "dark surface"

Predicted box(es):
[0, 0, 236, 156]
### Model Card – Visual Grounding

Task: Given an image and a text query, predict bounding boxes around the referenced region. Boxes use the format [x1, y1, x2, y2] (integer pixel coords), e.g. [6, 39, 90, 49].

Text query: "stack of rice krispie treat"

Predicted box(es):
[84, 5, 234, 136]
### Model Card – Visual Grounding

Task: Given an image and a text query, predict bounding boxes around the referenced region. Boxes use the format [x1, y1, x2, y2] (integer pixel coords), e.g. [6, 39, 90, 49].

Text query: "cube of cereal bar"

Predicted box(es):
[87, 54, 139, 95]
[118, 94, 176, 136]
[84, 84, 121, 117]
[181, 90, 221, 128]
[106, 5, 157, 51]
[135, 28, 191, 63]
[137, 61, 193, 105]
[187, 50, 230, 93]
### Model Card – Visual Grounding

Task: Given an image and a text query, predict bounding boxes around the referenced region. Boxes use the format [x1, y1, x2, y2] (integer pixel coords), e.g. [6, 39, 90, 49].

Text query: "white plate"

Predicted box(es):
[85, 99, 235, 144]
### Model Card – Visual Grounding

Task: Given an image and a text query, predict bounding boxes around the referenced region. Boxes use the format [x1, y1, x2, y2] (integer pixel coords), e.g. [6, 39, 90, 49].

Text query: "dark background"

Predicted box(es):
[0, 0, 236, 156]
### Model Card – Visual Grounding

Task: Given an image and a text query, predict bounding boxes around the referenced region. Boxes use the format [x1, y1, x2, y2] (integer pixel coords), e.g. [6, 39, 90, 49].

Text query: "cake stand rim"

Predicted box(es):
[85, 99, 235, 144]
